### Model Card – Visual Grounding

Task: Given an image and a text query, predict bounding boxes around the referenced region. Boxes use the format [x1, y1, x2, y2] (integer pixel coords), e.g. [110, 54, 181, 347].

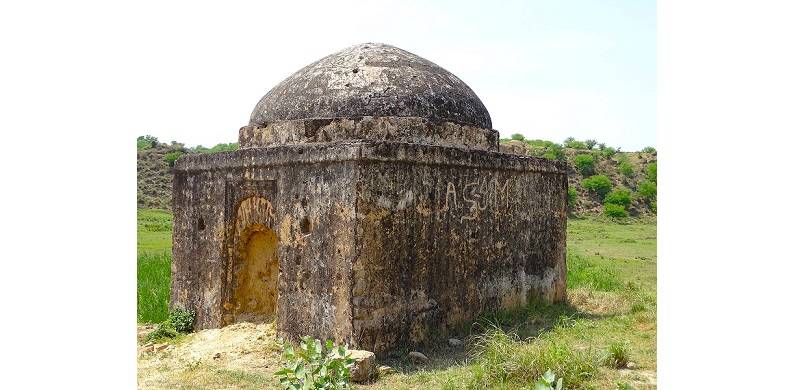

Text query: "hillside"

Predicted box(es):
[137, 136, 656, 217]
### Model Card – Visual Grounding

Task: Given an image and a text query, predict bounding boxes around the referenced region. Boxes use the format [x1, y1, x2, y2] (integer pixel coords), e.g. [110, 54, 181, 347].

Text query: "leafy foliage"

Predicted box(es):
[567, 187, 577, 209]
[168, 308, 195, 333]
[146, 308, 195, 342]
[581, 175, 613, 198]
[601, 146, 616, 158]
[137, 135, 159, 150]
[565, 140, 588, 149]
[619, 161, 634, 178]
[510, 133, 525, 141]
[637, 181, 657, 203]
[603, 203, 628, 218]
[542, 144, 566, 161]
[533, 370, 563, 390]
[573, 154, 595, 176]
[163, 150, 184, 167]
[641, 146, 656, 154]
[584, 139, 597, 150]
[646, 162, 657, 183]
[191, 143, 239, 153]
[604, 189, 632, 208]
[274, 337, 354, 390]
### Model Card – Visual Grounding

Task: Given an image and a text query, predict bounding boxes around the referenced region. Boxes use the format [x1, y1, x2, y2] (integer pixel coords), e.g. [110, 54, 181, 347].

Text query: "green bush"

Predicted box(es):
[604, 189, 631, 208]
[603, 203, 628, 218]
[192, 143, 239, 153]
[543, 144, 566, 161]
[163, 151, 184, 167]
[619, 161, 634, 178]
[565, 140, 587, 149]
[646, 162, 657, 183]
[638, 181, 657, 202]
[585, 139, 597, 150]
[146, 322, 178, 342]
[274, 337, 354, 389]
[567, 187, 577, 209]
[168, 308, 195, 333]
[573, 154, 595, 176]
[510, 133, 525, 141]
[581, 175, 612, 198]
[137, 135, 159, 150]
[601, 146, 616, 158]
[641, 146, 656, 154]
[146, 308, 195, 342]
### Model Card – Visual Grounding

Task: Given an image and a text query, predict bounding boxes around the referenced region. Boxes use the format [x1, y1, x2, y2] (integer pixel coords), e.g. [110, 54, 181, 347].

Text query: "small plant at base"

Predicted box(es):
[604, 203, 628, 218]
[573, 154, 595, 176]
[581, 175, 612, 199]
[511, 133, 525, 141]
[604, 341, 631, 368]
[274, 336, 355, 390]
[533, 370, 563, 390]
[168, 308, 195, 333]
[146, 322, 178, 342]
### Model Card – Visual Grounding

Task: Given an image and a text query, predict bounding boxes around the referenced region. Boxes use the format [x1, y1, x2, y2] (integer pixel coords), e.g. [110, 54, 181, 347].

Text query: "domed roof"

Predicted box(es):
[250, 43, 492, 129]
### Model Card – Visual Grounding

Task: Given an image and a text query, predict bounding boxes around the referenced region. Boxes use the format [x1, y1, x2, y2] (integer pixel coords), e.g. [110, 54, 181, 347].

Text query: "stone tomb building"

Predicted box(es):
[171, 43, 567, 354]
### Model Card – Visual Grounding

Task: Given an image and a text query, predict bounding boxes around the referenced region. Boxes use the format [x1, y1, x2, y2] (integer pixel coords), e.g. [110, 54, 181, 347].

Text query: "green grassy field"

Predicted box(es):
[137, 209, 172, 324]
[137, 210, 656, 389]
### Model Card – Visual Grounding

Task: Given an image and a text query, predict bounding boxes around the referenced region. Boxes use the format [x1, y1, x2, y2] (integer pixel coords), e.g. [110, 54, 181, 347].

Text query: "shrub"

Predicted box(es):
[573, 154, 595, 176]
[146, 322, 178, 342]
[274, 337, 354, 389]
[567, 187, 577, 209]
[146, 308, 195, 342]
[137, 135, 159, 150]
[601, 146, 616, 158]
[604, 189, 631, 208]
[584, 139, 597, 150]
[510, 133, 525, 141]
[163, 151, 184, 167]
[603, 203, 628, 218]
[618, 161, 634, 178]
[638, 181, 657, 202]
[168, 308, 195, 333]
[646, 162, 657, 183]
[565, 140, 587, 149]
[641, 146, 656, 154]
[543, 144, 566, 161]
[581, 175, 612, 198]
[597, 142, 606, 150]
[604, 341, 631, 368]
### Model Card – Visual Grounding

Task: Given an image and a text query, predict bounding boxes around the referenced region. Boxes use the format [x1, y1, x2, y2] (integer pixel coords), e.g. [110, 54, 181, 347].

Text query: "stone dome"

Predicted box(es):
[250, 43, 492, 129]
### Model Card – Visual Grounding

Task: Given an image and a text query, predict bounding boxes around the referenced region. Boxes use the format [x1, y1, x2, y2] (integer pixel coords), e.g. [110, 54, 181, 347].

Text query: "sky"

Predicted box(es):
[25, 0, 655, 151]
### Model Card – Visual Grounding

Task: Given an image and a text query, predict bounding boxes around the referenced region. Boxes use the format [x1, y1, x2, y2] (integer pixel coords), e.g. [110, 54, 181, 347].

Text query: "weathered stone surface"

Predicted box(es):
[347, 350, 376, 383]
[250, 43, 492, 129]
[239, 116, 499, 151]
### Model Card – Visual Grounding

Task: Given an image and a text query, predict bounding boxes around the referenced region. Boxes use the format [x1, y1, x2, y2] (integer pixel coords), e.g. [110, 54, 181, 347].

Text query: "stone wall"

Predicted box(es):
[171, 137, 567, 354]
[350, 142, 567, 353]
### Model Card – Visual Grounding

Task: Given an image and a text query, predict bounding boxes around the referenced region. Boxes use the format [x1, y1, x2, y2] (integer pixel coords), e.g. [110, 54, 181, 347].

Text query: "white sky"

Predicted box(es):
[2, 0, 655, 151]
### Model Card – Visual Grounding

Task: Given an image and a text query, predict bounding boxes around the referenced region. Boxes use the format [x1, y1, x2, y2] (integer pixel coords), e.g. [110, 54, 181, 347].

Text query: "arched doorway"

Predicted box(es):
[228, 195, 279, 324]
[232, 227, 279, 322]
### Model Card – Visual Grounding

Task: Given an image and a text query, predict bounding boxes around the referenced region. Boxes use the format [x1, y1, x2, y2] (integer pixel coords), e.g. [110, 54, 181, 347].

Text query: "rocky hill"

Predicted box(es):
[137, 136, 656, 217]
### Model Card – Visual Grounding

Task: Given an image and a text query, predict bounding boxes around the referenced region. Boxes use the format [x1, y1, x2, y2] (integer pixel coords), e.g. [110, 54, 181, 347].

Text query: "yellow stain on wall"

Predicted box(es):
[233, 229, 279, 322]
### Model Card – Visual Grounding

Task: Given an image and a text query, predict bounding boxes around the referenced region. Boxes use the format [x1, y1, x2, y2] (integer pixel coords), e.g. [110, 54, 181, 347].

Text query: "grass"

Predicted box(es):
[137, 209, 172, 323]
[137, 211, 656, 389]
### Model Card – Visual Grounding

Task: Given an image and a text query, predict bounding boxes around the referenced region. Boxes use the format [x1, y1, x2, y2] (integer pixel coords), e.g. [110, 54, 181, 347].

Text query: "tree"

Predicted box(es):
[511, 133, 525, 141]
[585, 139, 597, 150]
